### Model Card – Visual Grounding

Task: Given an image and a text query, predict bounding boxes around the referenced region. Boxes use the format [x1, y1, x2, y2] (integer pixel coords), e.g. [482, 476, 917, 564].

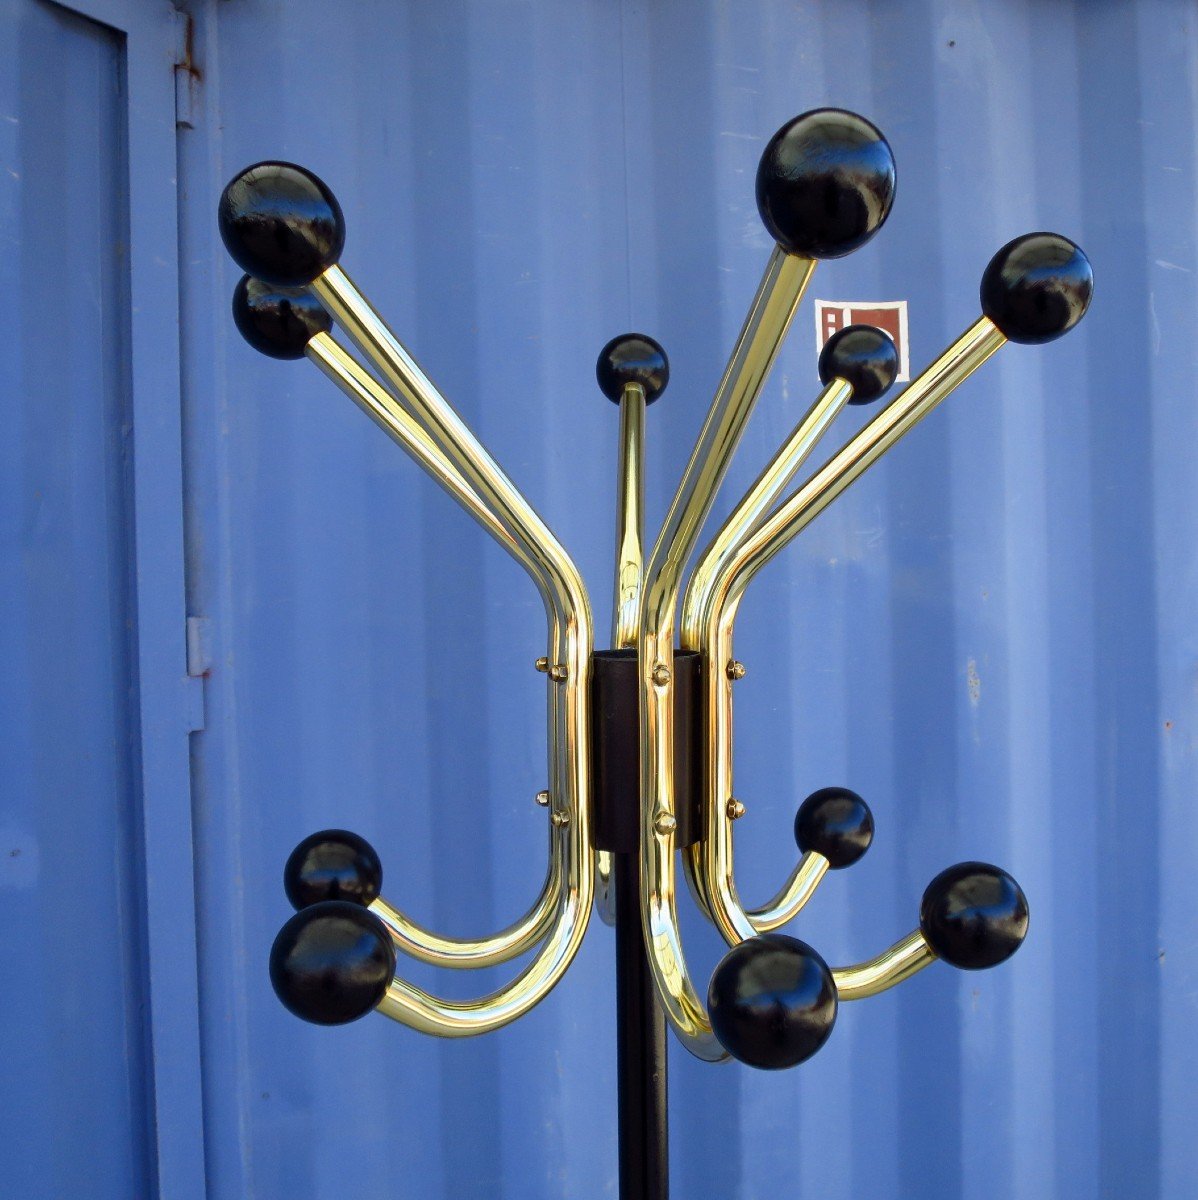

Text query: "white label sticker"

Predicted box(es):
[814, 300, 910, 382]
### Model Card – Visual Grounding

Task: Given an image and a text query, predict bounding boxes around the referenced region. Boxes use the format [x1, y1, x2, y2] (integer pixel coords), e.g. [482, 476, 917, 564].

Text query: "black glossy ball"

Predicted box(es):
[708, 934, 837, 1069]
[756, 109, 896, 259]
[794, 786, 874, 868]
[920, 861, 1029, 970]
[818, 325, 899, 404]
[218, 161, 345, 287]
[595, 333, 669, 405]
[270, 901, 395, 1025]
[232, 275, 332, 360]
[979, 233, 1092, 344]
[283, 829, 383, 910]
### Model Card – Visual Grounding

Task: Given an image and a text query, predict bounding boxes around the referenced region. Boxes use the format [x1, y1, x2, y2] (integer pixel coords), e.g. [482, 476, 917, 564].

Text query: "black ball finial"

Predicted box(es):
[283, 829, 384, 910]
[818, 325, 899, 404]
[794, 786, 874, 868]
[708, 934, 838, 1069]
[232, 275, 332, 360]
[595, 334, 669, 404]
[218, 161, 345, 287]
[756, 109, 896, 259]
[979, 233, 1092, 344]
[269, 900, 395, 1025]
[920, 861, 1029, 970]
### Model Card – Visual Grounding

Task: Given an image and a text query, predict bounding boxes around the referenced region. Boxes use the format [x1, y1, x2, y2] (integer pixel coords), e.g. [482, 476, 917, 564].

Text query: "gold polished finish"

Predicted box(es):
[726, 660, 746, 681]
[307, 332, 569, 969]
[726, 799, 746, 821]
[551, 811, 570, 828]
[535, 656, 550, 673]
[693, 317, 1008, 946]
[832, 930, 936, 1000]
[549, 664, 569, 683]
[596, 381, 649, 929]
[308, 267, 595, 1037]
[746, 851, 828, 933]
[535, 790, 551, 807]
[637, 247, 816, 1060]
[651, 663, 671, 687]
[612, 382, 647, 649]
[680, 377, 853, 647]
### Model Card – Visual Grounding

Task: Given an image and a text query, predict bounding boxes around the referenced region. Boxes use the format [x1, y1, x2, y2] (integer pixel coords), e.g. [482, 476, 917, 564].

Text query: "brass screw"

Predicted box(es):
[548, 664, 569, 683]
[535, 656, 550, 673]
[726, 660, 747, 681]
[653, 809, 677, 836]
[535, 790, 550, 807]
[551, 810, 570, 828]
[726, 798, 747, 820]
[651, 663, 671, 687]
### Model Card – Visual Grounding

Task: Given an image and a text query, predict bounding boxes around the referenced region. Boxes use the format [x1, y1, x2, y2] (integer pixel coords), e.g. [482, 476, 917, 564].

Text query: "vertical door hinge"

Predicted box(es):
[184, 616, 212, 733]
[174, 11, 200, 130]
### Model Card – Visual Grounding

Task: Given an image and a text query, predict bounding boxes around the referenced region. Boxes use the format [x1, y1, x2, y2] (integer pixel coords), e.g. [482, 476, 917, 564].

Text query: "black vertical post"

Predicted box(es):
[592, 648, 703, 1200]
[614, 851, 668, 1200]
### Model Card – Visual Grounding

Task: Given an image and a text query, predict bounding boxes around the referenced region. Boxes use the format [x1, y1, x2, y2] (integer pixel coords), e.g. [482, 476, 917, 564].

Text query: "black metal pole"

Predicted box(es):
[614, 850, 668, 1200]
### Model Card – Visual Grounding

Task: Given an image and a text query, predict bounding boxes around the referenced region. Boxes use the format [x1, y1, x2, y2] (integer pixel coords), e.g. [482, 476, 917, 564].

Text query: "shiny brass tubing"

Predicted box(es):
[679, 378, 852, 648]
[307, 333, 566, 966]
[679, 378, 851, 928]
[308, 268, 595, 1035]
[638, 248, 816, 1060]
[832, 930, 936, 1000]
[369, 827, 561, 968]
[745, 851, 828, 933]
[695, 318, 1007, 946]
[596, 381, 649, 928]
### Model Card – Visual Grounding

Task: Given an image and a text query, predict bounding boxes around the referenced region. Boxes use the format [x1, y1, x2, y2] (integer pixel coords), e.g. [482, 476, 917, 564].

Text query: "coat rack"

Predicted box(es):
[217, 108, 1093, 1199]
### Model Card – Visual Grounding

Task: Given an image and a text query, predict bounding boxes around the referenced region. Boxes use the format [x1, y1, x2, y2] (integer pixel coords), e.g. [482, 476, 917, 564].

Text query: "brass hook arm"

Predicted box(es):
[638, 249, 815, 1059]
[694, 318, 1007, 946]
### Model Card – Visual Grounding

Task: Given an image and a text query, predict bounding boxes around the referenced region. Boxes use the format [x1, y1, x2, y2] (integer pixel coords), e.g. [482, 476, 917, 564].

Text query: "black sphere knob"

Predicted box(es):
[756, 109, 896, 259]
[270, 900, 396, 1025]
[283, 829, 383, 910]
[818, 325, 899, 404]
[708, 934, 837, 1069]
[595, 333, 669, 404]
[218, 161, 345, 287]
[794, 786, 874, 868]
[979, 233, 1092, 344]
[232, 275, 332, 360]
[920, 861, 1029, 970]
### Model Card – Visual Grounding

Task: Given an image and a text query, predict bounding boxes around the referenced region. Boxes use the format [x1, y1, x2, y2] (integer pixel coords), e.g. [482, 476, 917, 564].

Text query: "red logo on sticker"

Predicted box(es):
[815, 301, 910, 382]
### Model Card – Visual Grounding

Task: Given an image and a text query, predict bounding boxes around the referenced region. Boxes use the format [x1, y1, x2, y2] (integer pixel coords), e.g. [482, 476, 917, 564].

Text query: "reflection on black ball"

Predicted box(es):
[920, 861, 1029, 969]
[794, 786, 874, 869]
[283, 829, 384, 909]
[270, 901, 395, 1025]
[979, 233, 1092, 344]
[818, 326, 898, 404]
[232, 275, 331, 360]
[756, 109, 896, 259]
[595, 333, 669, 404]
[218, 161, 345, 287]
[708, 934, 837, 1069]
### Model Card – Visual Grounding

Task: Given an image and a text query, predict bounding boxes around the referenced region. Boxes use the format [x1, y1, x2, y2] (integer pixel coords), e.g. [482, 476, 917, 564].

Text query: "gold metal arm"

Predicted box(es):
[637, 248, 816, 1060]
[745, 851, 829, 933]
[596, 380, 649, 928]
[832, 930, 936, 1000]
[695, 317, 1007, 946]
[307, 332, 565, 967]
[307, 268, 595, 1035]
[678, 378, 852, 929]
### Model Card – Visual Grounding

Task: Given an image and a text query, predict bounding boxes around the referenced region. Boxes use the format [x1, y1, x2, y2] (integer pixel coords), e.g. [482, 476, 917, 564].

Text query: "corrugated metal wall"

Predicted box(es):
[5, 0, 1198, 1196]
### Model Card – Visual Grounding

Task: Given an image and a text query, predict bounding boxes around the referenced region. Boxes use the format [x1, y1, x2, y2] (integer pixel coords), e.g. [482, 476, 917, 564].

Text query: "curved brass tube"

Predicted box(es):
[679, 379, 853, 931]
[308, 269, 595, 1035]
[832, 930, 936, 999]
[694, 317, 1008, 946]
[307, 334, 566, 966]
[637, 248, 815, 1060]
[596, 382, 648, 927]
